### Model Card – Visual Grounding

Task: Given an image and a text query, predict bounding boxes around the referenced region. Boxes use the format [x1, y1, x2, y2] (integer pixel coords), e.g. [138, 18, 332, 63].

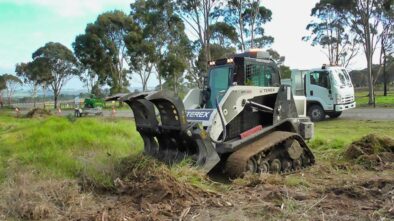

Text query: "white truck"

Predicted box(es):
[283, 65, 356, 121]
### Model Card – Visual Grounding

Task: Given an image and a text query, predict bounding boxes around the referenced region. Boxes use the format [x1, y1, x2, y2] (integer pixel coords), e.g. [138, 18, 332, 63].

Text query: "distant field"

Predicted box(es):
[355, 89, 394, 107]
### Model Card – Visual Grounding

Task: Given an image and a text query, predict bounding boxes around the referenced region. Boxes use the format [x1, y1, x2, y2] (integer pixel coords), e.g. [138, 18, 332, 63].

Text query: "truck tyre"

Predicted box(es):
[328, 111, 342, 118]
[308, 104, 325, 122]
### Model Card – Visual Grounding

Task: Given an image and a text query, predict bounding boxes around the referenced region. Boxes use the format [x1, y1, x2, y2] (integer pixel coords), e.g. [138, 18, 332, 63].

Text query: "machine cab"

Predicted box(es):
[204, 50, 281, 108]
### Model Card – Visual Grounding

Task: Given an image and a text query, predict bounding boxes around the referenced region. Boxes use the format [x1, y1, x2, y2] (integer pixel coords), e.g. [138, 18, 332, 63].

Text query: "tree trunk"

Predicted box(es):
[53, 87, 59, 109]
[33, 84, 37, 108]
[239, 7, 245, 51]
[383, 55, 387, 96]
[250, 2, 259, 49]
[365, 22, 375, 105]
[174, 74, 178, 95]
[53, 95, 57, 109]
[142, 78, 147, 92]
[43, 86, 46, 109]
[7, 95, 11, 106]
[54, 94, 58, 109]
[366, 51, 375, 105]
[0, 92, 3, 108]
[158, 74, 162, 90]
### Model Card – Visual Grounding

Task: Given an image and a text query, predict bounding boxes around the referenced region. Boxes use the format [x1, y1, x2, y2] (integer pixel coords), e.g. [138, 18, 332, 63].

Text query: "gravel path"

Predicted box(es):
[340, 108, 394, 121]
[18, 108, 394, 121]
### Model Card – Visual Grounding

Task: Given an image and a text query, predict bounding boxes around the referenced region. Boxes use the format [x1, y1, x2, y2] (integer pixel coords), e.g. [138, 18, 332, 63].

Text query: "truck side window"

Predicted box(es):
[310, 71, 330, 89]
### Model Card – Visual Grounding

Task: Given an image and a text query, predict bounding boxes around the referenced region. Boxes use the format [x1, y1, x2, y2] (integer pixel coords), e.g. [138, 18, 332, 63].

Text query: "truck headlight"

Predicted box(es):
[336, 95, 342, 104]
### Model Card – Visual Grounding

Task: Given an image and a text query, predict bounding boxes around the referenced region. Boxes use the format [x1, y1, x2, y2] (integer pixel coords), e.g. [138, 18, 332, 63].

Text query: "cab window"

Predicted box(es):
[341, 69, 352, 86]
[245, 63, 280, 86]
[207, 66, 232, 108]
[337, 72, 347, 86]
[310, 71, 330, 89]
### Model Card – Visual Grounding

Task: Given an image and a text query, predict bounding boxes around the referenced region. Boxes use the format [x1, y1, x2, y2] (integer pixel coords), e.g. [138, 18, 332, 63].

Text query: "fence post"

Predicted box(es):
[111, 101, 116, 117]
[15, 107, 20, 118]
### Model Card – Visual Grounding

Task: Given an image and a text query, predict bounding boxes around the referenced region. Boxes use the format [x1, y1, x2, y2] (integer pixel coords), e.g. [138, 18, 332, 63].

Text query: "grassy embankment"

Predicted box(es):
[1, 109, 394, 188]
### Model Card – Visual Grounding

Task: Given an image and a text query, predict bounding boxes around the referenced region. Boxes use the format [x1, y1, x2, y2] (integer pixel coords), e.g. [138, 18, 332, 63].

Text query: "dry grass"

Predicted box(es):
[0, 172, 98, 220]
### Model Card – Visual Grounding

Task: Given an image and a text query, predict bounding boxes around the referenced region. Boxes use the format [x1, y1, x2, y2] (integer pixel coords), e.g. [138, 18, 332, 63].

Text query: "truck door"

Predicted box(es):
[305, 71, 334, 110]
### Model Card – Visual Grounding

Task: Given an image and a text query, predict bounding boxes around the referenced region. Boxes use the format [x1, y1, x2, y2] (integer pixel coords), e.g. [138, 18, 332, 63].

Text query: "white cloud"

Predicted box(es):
[0, 0, 130, 17]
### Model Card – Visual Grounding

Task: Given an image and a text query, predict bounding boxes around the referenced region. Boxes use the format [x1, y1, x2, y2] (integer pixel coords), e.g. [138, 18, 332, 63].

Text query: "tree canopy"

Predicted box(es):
[0, 74, 23, 105]
[304, 2, 360, 67]
[73, 10, 141, 94]
[305, 0, 394, 104]
[32, 42, 78, 108]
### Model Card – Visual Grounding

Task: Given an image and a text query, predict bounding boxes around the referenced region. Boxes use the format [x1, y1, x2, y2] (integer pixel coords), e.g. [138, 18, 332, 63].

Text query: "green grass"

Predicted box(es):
[0, 112, 142, 182]
[355, 90, 394, 107]
[1, 108, 394, 189]
[310, 119, 394, 161]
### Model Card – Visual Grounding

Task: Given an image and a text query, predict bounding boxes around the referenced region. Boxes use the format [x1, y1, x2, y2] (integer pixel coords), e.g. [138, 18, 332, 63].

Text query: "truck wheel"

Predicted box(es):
[308, 104, 325, 122]
[328, 111, 342, 118]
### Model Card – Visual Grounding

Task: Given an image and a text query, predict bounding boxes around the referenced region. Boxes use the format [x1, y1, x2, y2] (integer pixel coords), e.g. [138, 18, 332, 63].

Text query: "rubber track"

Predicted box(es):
[225, 131, 314, 178]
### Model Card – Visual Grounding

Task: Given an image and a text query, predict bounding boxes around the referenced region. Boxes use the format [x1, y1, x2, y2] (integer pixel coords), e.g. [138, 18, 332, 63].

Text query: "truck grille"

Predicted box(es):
[342, 96, 354, 103]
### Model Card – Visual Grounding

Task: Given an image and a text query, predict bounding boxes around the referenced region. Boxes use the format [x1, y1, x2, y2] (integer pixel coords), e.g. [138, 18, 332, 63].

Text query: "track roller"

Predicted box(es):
[225, 131, 315, 178]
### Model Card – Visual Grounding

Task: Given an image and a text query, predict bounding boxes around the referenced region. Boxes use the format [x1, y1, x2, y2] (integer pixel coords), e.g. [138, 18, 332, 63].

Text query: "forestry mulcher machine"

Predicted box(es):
[107, 49, 315, 177]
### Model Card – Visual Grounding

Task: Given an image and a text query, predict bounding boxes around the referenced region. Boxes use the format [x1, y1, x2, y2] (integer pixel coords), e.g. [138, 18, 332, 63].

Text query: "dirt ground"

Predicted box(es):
[0, 135, 393, 221]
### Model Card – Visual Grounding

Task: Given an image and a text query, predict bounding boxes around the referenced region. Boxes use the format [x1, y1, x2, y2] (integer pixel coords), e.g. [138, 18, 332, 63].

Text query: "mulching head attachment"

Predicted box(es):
[107, 91, 220, 173]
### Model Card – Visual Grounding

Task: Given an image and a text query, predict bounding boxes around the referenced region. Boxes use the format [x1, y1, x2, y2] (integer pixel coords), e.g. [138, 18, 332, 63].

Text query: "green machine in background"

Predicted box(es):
[75, 95, 104, 117]
[84, 96, 105, 108]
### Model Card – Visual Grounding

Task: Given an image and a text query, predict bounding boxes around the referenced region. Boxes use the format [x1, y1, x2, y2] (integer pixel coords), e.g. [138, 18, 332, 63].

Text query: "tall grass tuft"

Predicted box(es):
[0, 115, 142, 182]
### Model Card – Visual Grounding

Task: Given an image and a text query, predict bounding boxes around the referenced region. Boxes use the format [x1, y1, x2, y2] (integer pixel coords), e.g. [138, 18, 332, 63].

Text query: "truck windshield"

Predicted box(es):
[334, 69, 351, 86]
[207, 66, 232, 108]
[341, 69, 352, 86]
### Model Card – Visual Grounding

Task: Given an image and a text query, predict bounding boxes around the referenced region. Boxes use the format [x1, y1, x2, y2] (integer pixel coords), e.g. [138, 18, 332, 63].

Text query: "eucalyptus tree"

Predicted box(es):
[175, 0, 219, 71]
[1, 74, 23, 105]
[16, 62, 41, 107]
[219, 0, 273, 50]
[175, 0, 245, 88]
[73, 10, 141, 94]
[158, 15, 192, 94]
[325, 0, 393, 104]
[130, 0, 174, 91]
[379, 1, 393, 96]
[303, 2, 360, 67]
[32, 42, 78, 108]
[16, 57, 52, 107]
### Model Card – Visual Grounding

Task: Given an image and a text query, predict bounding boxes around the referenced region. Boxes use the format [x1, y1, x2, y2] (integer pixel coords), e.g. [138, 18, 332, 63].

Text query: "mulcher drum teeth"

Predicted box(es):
[225, 131, 315, 178]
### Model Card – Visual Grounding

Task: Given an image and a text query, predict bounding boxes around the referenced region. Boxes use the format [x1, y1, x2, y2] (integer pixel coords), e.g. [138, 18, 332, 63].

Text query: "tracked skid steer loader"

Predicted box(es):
[107, 49, 315, 177]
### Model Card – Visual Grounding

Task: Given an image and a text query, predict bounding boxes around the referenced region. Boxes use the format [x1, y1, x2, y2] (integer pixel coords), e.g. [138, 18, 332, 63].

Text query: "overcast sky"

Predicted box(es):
[0, 0, 374, 90]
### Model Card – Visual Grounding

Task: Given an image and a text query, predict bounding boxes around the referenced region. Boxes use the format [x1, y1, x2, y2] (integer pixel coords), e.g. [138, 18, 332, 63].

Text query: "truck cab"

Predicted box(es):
[290, 65, 356, 121]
